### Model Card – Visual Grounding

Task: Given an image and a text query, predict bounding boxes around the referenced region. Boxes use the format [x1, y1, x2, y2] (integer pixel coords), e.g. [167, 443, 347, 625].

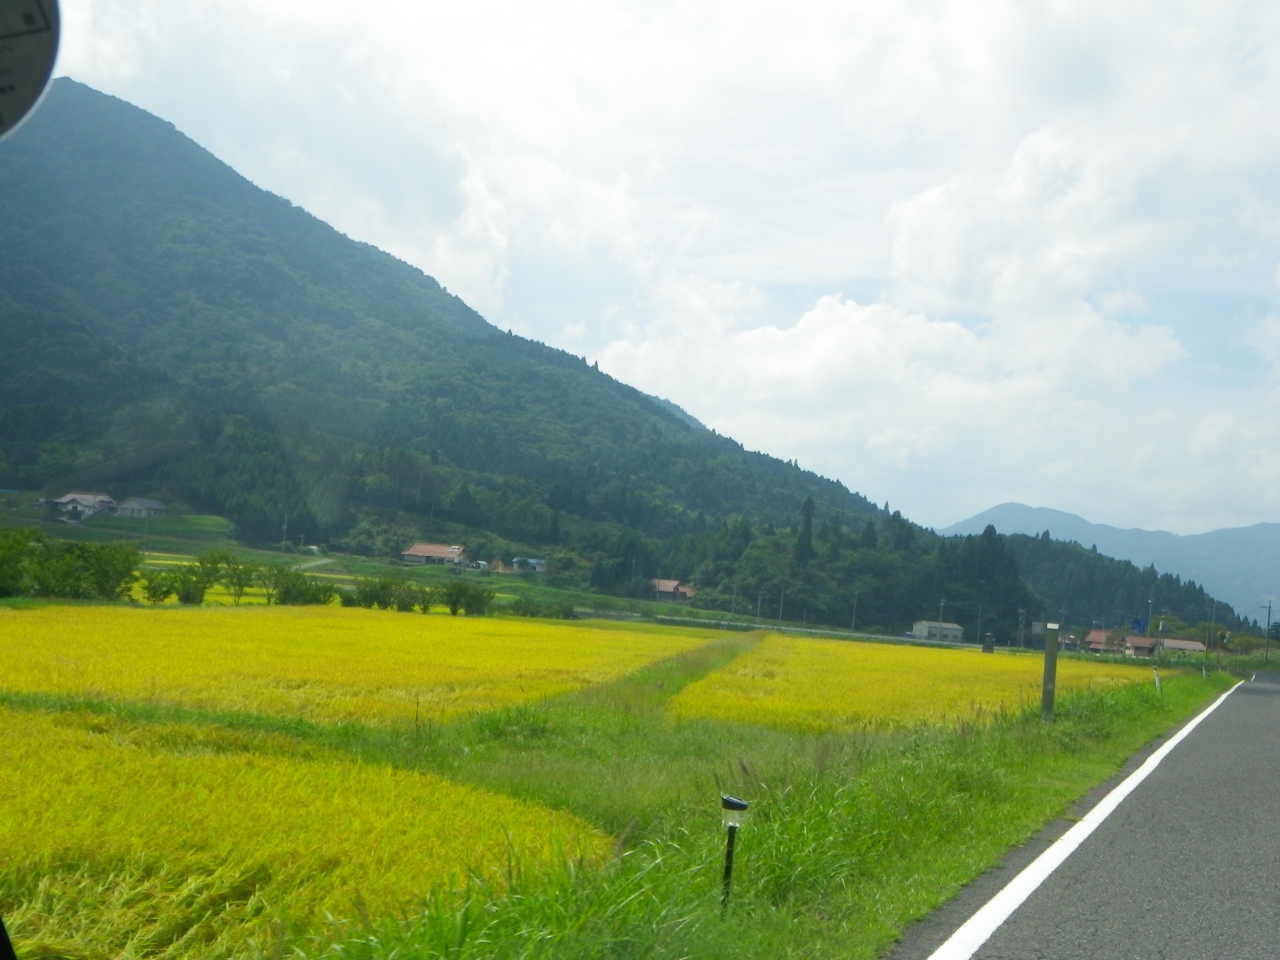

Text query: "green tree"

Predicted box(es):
[256, 563, 292, 605]
[858, 520, 878, 550]
[170, 563, 214, 604]
[140, 569, 173, 604]
[438, 579, 471, 616]
[220, 558, 260, 606]
[793, 498, 816, 564]
[462, 583, 496, 616]
[0, 528, 43, 596]
[85, 542, 140, 600]
[274, 569, 335, 605]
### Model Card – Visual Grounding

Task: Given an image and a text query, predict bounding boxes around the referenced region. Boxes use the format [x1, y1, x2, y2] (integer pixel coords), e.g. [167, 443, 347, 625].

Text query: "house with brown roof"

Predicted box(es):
[1084, 629, 1125, 654]
[1125, 635, 1160, 658]
[401, 543, 467, 565]
[650, 578, 696, 601]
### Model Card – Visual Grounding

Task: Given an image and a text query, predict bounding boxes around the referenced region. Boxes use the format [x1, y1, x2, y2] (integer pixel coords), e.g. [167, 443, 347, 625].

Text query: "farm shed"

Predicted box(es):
[118, 497, 167, 518]
[649, 579, 696, 601]
[401, 543, 467, 565]
[911, 620, 964, 643]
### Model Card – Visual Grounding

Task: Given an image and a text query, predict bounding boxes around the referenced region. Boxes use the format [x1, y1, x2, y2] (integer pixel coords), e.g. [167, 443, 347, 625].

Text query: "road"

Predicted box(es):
[891, 672, 1280, 960]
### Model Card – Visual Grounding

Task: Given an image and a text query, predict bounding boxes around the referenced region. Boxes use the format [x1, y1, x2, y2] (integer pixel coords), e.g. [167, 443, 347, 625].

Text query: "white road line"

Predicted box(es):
[926, 682, 1241, 960]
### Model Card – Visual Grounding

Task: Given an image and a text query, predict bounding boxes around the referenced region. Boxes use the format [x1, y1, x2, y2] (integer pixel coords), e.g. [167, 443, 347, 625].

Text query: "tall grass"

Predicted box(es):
[300, 661, 1231, 960]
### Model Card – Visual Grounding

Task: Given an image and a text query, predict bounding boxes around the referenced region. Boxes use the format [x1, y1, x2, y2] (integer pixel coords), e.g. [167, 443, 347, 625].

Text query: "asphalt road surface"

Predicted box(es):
[894, 672, 1280, 960]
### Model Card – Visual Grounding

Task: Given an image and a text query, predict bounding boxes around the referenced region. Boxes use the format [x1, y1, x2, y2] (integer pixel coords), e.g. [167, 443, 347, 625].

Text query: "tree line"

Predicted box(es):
[0, 530, 496, 615]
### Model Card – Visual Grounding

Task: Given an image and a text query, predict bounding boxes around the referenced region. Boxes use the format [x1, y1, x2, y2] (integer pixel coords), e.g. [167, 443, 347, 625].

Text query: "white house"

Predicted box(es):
[118, 497, 167, 519]
[912, 620, 964, 642]
[52, 492, 116, 518]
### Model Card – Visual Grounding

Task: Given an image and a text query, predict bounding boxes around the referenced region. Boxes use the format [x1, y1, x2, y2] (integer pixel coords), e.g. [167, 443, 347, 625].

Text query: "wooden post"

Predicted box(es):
[1042, 622, 1060, 722]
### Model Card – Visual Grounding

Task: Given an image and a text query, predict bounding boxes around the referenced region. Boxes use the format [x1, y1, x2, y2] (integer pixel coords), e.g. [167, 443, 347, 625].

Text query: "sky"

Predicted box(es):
[51, 0, 1280, 534]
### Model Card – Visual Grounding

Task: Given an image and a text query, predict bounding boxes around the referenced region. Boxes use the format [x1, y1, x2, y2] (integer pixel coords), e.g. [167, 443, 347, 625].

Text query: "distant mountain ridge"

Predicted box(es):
[942, 503, 1280, 617]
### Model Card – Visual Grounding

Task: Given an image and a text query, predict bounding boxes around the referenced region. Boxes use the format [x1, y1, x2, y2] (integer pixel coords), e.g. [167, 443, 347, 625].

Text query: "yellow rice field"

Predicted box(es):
[0, 707, 606, 954]
[0, 605, 705, 724]
[668, 635, 1151, 731]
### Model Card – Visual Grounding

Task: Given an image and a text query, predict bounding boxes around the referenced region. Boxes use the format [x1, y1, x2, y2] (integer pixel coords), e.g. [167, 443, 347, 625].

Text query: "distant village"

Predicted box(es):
[34, 494, 1214, 657]
[399, 540, 697, 599]
[908, 618, 1206, 658]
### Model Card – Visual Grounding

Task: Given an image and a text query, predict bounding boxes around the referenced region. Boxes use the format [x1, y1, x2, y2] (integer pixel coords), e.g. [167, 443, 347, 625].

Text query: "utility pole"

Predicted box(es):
[1147, 598, 1153, 637]
[1267, 602, 1272, 663]
[976, 603, 983, 647]
[282, 514, 288, 546]
[851, 589, 859, 632]
[778, 585, 785, 626]
[1207, 601, 1217, 671]
[938, 598, 946, 642]
[1017, 607, 1026, 649]
[1042, 621, 1060, 722]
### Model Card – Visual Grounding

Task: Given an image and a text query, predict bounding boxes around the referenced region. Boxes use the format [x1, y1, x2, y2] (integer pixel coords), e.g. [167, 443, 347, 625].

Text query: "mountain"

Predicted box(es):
[1, 81, 1249, 638]
[942, 503, 1279, 618]
[0, 79, 881, 551]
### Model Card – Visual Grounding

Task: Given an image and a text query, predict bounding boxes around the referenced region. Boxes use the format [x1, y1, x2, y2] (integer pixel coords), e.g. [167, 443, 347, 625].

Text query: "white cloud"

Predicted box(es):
[50, 0, 1280, 532]
[1246, 317, 1280, 372]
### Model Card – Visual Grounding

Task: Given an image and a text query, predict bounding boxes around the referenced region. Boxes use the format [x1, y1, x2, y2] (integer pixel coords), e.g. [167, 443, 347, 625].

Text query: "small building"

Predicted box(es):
[1125, 635, 1159, 658]
[911, 620, 964, 643]
[1083, 629, 1123, 654]
[118, 497, 167, 519]
[52, 492, 117, 519]
[513, 557, 548, 574]
[651, 578, 701, 601]
[1162, 637, 1207, 656]
[401, 543, 467, 565]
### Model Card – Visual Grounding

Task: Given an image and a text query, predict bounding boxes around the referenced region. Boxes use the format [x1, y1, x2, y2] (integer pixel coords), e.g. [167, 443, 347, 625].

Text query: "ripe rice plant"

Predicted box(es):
[668, 634, 1152, 731]
[0, 606, 705, 723]
[0, 707, 607, 958]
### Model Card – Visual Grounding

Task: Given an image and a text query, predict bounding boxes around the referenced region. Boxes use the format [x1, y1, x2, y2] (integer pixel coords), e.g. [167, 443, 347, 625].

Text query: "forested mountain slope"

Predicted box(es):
[1007, 532, 1254, 633]
[0, 79, 879, 544]
[0, 80, 1249, 638]
[944, 502, 1278, 617]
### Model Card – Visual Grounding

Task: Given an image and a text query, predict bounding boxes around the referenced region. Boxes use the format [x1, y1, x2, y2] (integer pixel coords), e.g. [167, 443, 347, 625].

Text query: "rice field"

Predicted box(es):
[0, 707, 606, 958]
[0, 604, 1220, 960]
[0, 605, 706, 724]
[668, 634, 1152, 731]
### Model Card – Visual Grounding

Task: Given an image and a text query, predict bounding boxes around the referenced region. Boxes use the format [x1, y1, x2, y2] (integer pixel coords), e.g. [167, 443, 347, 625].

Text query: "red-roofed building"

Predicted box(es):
[401, 543, 466, 565]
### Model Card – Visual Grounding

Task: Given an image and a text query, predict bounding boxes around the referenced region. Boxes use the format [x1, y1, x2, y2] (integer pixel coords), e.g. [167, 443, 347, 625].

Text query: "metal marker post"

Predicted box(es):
[720, 794, 748, 915]
[0, 915, 16, 960]
[1042, 622, 1060, 722]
